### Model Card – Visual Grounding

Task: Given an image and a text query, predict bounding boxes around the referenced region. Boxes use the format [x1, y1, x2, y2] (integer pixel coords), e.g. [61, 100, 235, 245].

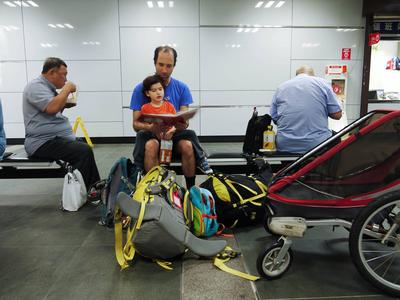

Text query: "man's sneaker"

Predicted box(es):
[198, 158, 213, 175]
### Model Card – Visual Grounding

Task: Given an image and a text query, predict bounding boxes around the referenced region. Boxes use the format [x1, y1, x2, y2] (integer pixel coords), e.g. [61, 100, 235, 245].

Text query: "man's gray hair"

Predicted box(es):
[296, 65, 315, 76]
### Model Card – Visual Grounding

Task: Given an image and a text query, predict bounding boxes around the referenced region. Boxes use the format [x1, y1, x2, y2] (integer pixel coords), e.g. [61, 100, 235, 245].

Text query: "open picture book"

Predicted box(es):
[139, 108, 198, 126]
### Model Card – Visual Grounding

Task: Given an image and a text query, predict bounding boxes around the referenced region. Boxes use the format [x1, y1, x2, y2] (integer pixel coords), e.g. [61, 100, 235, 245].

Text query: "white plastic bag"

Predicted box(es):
[62, 169, 87, 211]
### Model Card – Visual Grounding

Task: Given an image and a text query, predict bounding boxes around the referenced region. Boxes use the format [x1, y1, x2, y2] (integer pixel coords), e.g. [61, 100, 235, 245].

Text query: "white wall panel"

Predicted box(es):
[62, 92, 122, 122]
[119, 0, 198, 26]
[346, 104, 361, 122]
[123, 108, 135, 137]
[0, 61, 27, 92]
[73, 122, 123, 137]
[200, 28, 291, 90]
[201, 91, 275, 106]
[201, 106, 269, 136]
[188, 111, 200, 134]
[3, 123, 24, 138]
[0, 6, 24, 60]
[120, 27, 199, 91]
[0, 93, 23, 123]
[122, 91, 132, 108]
[292, 28, 364, 60]
[26, 61, 121, 91]
[200, 0, 292, 26]
[23, 0, 119, 60]
[293, 0, 363, 27]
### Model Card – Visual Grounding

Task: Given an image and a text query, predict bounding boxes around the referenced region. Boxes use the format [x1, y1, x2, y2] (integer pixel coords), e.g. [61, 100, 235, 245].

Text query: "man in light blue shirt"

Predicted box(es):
[0, 99, 6, 160]
[270, 66, 342, 154]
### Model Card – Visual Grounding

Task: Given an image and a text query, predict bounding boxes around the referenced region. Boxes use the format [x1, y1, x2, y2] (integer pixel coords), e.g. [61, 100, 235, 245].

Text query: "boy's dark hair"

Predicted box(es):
[42, 57, 67, 74]
[153, 46, 177, 66]
[142, 75, 165, 98]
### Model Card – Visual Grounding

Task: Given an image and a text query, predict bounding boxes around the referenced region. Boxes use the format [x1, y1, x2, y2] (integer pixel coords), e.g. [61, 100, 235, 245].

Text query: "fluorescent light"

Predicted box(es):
[9, 25, 19, 30]
[264, 1, 274, 8]
[236, 28, 243, 33]
[168, 1, 173, 8]
[56, 24, 65, 28]
[21, 1, 29, 6]
[64, 23, 74, 29]
[3, 1, 17, 7]
[252, 28, 259, 33]
[237, 44, 241, 48]
[48, 24, 57, 28]
[157, 1, 164, 8]
[244, 28, 251, 33]
[156, 27, 162, 32]
[26, 0, 38, 6]
[13, 1, 21, 6]
[147, 1, 153, 8]
[255, 1, 263, 8]
[275, 1, 285, 8]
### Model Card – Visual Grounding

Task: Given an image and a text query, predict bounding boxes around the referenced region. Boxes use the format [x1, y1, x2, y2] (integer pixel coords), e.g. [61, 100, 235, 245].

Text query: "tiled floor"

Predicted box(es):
[0, 144, 398, 300]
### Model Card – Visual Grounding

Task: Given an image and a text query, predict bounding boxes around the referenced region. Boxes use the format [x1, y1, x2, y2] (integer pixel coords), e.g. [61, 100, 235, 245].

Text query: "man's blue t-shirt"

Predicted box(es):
[270, 74, 341, 154]
[130, 77, 193, 112]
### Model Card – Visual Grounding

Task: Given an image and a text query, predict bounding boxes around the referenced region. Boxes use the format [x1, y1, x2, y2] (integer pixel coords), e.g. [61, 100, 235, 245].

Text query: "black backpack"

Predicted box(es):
[242, 108, 272, 156]
[199, 172, 270, 228]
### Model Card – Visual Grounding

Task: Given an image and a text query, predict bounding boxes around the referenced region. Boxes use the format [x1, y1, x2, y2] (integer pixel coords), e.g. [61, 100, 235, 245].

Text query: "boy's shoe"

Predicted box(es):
[198, 158, 213, 175]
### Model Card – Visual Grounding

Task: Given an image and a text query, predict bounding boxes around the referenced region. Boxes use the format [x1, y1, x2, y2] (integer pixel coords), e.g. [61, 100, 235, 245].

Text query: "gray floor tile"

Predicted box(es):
[44, 246, 182, 300]
[0, 246, 78, 300]
[235, 226, 397, 300]
[182, 235, 256, 300]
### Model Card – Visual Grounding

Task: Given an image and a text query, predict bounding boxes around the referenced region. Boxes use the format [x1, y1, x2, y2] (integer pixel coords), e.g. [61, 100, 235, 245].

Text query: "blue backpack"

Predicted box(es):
[184, 186, 219, 237]
[99, 157, 141, 227]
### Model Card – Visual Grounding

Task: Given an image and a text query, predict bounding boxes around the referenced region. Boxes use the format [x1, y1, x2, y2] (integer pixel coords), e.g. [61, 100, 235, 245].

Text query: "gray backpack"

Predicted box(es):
[114, 166, 227, 269]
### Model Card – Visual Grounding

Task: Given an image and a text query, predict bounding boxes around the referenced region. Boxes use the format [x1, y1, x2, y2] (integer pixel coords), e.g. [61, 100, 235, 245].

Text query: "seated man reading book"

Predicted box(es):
[131, 46, 212, 189]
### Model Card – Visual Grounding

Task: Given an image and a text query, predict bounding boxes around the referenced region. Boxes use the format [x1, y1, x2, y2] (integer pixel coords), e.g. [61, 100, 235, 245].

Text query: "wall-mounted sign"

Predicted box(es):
[373, 21, 400, 34]
[342, 48, 351, 60]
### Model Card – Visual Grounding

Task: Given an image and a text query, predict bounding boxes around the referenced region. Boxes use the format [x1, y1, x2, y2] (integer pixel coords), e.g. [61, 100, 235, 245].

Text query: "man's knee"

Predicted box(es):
[145, 139, 159, 157]
[177, 140, 193, 156]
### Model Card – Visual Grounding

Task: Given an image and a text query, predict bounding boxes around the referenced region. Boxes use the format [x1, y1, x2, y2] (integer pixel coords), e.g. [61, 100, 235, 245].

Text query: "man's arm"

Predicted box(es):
[329, 111, 342, 120]
[132, 110, 163, 139]
[45, 82, 76, 115]
[176, 105, 189, 131]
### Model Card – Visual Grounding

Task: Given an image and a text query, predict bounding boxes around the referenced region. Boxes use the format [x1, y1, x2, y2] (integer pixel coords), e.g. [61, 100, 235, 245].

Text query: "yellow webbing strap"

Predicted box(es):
[114, 196, 148, 270]
[114, 206, 130, 270]
[154, 259, 174, 271]
[72, 116, 93, 148]
[182, 190, 193, 227]
[225, 179, 266, 207]
[213, 247, 259, 281]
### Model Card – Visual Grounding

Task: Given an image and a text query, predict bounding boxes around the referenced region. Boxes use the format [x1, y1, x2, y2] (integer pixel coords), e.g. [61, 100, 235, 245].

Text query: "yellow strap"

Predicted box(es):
[155, 259, 174, 270]
[225, 181, 245, 204]
[213, 257, 259, 281]
[114, 206, 130, 270]
[183, 190, 193, 226]
[72, 116, 94, 148]
[226, 179, 259, 196]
